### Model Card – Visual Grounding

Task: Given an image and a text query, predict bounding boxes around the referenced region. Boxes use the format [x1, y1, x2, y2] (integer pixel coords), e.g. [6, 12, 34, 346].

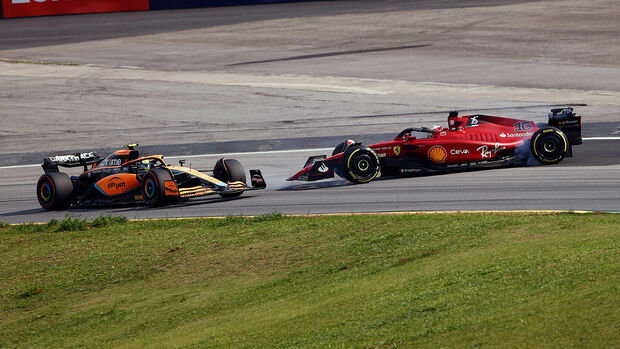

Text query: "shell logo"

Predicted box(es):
[428, 146, 447, 163]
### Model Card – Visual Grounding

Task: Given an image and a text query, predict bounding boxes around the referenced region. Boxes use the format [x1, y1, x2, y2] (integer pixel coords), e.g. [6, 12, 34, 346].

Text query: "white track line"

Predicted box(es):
[0, 148, 333, 170]
[0, 164, 41, 169]
[583, 137, 620, 140]
[165, 147, 333, 159]
[0, 137, 618, 170]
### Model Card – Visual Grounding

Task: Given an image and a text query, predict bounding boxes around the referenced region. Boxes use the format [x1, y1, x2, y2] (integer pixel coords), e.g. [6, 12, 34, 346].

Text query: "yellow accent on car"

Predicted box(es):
[167, 166, 228, 185]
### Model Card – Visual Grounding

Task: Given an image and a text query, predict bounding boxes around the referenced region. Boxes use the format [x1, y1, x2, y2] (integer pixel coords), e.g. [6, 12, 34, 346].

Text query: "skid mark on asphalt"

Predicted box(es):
[226, 44, 432, 66]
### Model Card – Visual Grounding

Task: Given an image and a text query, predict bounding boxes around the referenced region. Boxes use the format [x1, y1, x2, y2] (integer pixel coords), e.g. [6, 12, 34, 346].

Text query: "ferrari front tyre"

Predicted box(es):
[37, 172, 74, 210]
[213, 158, 246, 198]
[141, 168, 175, 207]
[332, 140, 354, 156]
[530, 126, 569, 164]
[341, 145, 380, 184]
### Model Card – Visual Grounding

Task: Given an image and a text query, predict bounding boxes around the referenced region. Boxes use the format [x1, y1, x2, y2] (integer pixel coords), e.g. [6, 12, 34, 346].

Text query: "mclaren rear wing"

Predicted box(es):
[42, 152, 100, 173]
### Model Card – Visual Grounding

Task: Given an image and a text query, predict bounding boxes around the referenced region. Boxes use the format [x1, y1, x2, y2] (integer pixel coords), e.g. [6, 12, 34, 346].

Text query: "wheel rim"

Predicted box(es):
[40, 181, 52, 202]
[543, 140, 557, 153]
[144, 177, 156, 199]
[539, 136, 561, 158]
[533, 131, 566, 163]
[357, 158, 370, 171]
[352, 153, 375, 177]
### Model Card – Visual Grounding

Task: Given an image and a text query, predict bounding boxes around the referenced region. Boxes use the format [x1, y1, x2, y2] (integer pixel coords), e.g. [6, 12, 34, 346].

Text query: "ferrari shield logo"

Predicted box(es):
[393, 146, 401, 156]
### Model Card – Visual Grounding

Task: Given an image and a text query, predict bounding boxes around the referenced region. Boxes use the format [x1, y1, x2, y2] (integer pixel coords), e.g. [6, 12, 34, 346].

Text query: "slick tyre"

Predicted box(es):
[142, 168, 176, 207]
[530, 126, 569, 164]
[341, 145, 380, 184]
[332, 140, 354, 156]
[213, 158, 246, 198]
[37, 172, 74, 210]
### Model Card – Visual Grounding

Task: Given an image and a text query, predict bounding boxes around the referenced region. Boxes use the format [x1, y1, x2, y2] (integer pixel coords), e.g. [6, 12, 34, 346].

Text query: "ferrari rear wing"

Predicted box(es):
[42, 152, 100, 173]
[548, 107, 582, 145]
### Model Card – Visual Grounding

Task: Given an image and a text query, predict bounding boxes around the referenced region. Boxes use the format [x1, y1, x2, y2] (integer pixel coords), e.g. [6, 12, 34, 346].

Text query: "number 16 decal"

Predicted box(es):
[513, 121, 533, 131]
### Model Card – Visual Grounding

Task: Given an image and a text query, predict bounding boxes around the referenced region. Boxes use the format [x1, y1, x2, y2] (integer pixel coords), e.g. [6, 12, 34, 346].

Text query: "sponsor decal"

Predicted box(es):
[467, 116, 480, 127]
[95, 174, 139, 197]
[499, 131, 534, 138]
[317, 163, 329, 173]
[428, 146, 447, 163]
[49, 152, 96, 163]
[134, 195, 144, 201]
[450, 149, 469, 155]
[477, 142, 507, 159]
[555, 118, 581, 131]
[50, 154, 79, 163]
[393, 146, 401, 156]
[107, 177, 126, 190]
[401, 168, 422, 173]
[99, 159, 122, 167]
[513, 121, 533, 131]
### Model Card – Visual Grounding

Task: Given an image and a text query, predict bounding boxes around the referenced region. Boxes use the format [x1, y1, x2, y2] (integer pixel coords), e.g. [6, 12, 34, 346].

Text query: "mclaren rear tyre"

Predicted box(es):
[340, 145, 380, 184]
[37, 172, 74, 210]
[530, 127, 569, 164]
[214, 158, 246, 198]
[142, 168, 176, 207]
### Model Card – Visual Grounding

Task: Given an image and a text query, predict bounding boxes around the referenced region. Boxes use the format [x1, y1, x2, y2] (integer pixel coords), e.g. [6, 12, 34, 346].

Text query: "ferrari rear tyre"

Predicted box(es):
[37, 172, 73, 210]
[530, 126, 568, 164]
[341, 145, 380, 184]
[142, 168, 175, 207]
[213, 158, 246, 198]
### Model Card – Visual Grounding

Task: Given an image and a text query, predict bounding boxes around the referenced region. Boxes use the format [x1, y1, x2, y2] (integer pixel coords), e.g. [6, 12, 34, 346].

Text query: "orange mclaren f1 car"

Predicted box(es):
[36, 144, 266, 210]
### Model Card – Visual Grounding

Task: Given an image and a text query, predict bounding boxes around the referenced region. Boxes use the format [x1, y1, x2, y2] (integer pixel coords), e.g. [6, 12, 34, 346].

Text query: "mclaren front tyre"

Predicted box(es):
[141, 168, 178, 207]
[213, 158, 246, 198]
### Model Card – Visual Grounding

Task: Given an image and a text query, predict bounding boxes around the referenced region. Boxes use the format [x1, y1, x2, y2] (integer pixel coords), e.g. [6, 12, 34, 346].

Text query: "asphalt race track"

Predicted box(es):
[1, 0, 619, 223]
[1, 137, 618, 224]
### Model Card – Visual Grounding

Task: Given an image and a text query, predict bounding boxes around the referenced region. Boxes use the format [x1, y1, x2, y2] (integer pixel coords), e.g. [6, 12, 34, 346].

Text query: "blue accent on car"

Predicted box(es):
[94, 183, 110, 197]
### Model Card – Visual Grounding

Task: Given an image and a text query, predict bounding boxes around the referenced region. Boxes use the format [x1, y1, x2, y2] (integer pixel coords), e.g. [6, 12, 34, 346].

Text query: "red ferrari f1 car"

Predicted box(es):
[288, 107, 582, 184]
[37, 144, 266, 210]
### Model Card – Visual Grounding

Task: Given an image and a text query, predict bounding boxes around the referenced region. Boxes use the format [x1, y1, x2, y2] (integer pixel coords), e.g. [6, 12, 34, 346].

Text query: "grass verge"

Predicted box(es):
[1, 213, 618, 348]
[0, 58, 78, 66]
